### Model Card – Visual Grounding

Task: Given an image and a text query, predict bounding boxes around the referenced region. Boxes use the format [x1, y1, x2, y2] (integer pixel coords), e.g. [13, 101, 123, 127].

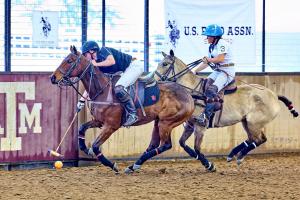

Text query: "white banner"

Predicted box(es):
[164, 0, 256, 67]
[32, 11, 59, 47]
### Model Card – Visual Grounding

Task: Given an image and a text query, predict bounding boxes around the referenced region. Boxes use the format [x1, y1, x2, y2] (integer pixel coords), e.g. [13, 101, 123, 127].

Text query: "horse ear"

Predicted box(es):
[73, 46, 78, 54]
[162, 51, 167, 57]
[70, 45, 78, 54]
[170, 49, 174, 57]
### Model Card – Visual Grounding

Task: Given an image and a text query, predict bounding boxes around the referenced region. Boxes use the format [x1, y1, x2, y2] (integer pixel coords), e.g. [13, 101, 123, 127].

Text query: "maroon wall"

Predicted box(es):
[0, 73, 78, 163]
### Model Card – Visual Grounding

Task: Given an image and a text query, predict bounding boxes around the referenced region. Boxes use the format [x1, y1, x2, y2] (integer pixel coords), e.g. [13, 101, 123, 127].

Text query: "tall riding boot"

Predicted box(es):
[195, 85, 219, 126]
[115, 85, 138, 126]
[196, 102, 217, 126]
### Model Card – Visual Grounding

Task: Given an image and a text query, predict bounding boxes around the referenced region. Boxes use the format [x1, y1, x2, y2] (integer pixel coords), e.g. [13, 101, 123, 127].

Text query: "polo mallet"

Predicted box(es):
[48, 111, 79, 157]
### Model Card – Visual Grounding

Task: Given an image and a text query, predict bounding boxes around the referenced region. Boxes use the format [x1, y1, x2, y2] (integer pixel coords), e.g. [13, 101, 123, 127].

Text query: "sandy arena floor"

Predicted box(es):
[1, 153, 300, 200]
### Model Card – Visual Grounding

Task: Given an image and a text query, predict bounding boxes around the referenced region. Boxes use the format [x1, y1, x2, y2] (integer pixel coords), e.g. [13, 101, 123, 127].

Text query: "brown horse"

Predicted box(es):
[50, 46, 194, 174]
[155, 50, 299, 172]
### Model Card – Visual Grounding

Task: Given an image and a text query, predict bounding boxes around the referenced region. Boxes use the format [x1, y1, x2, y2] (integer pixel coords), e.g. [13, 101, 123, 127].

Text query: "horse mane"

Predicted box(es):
[171, 55, 203, 88]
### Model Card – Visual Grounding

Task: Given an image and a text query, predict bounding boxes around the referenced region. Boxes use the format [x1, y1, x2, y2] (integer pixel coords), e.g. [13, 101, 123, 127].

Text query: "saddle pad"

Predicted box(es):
[128, 81, 160, 108]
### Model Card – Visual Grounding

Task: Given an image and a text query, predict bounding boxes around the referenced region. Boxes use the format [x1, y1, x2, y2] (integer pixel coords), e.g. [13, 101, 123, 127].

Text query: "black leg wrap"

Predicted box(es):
[79, 124, 87, 136]
[92, 146, 114, 169]
[136, 143, 172, 165]
[79, 124, 89, 154]
[145, 144, 159, 153]
[182, 145, 197, 158]
[195, 149, 210, 168]
[228, 141, 249, 158]
[237, 141, 258, 160]
[97, 154, 114, 169]
[78, 137, 88, 153]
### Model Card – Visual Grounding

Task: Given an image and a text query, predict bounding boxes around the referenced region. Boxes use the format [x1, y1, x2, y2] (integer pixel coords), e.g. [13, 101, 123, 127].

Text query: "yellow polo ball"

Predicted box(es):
[54, 161, 63, 169]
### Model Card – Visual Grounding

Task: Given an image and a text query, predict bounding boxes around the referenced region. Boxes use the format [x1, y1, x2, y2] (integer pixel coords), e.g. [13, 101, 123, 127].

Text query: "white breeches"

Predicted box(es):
[115, 60, 144, 88]
[207, 67, 235, 92]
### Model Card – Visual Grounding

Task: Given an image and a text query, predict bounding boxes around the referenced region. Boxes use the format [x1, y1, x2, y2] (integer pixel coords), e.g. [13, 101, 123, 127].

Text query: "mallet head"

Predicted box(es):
[48, 149, 63, 157]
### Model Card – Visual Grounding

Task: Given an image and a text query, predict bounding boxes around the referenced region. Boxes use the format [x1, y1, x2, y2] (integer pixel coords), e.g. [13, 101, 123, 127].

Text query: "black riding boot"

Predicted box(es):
[196, 103, 217, 126]
[115, 85, 138, 126]
[195, 85, 219, 127]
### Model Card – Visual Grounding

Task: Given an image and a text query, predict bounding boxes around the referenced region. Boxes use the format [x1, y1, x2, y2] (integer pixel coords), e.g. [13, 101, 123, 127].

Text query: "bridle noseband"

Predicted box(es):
[57, 53, 92, 87]
[155, 56, 176, 81]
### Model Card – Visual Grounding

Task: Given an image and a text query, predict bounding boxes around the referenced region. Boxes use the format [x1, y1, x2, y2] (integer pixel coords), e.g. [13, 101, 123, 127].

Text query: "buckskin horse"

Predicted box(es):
[155, 50, 299, 172]
[50, 46, 194, 174]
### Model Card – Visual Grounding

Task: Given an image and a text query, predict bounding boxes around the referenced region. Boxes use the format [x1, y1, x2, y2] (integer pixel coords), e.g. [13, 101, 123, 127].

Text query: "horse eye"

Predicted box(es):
[67, 59, 73, 64]
[162, 62, 169, 67]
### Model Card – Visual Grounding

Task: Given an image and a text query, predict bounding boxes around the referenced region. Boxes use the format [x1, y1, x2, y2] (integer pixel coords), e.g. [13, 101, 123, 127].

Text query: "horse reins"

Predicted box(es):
[58, 53, 110, 101]
[155, 58, 202, 82]
[158, 56, 265, 91]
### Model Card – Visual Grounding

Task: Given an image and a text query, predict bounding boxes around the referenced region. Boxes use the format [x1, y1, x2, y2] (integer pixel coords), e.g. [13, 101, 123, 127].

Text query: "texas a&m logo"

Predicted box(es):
[0, 82, 42, 151]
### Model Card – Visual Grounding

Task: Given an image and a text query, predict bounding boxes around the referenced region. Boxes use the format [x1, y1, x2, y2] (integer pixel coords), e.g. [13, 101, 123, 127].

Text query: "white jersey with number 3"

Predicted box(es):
[208, 39, 234, 65]
[207, 38, 235, 92]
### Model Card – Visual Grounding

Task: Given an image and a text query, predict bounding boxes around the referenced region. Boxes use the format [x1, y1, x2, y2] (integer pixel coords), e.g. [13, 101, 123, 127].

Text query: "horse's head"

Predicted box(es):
[50, 45, 91, 86]
[156, 50, 177, 81]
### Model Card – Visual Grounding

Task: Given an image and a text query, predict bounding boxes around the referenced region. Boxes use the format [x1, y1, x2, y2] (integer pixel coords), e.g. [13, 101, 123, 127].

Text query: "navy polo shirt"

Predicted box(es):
[96, 47, 132, 74]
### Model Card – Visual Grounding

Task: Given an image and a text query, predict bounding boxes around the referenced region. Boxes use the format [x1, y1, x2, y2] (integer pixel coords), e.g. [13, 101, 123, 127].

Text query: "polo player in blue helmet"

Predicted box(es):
[192, 24, 235, 127]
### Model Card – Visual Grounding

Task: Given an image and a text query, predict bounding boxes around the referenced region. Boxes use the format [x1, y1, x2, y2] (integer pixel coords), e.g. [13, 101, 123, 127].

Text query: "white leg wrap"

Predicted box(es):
[133, 163, 141, 170]
[88, 148, 95, 157]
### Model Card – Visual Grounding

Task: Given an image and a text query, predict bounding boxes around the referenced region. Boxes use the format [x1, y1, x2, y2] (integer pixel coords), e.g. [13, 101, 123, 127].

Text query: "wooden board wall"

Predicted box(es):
[80, 74, 300, 158]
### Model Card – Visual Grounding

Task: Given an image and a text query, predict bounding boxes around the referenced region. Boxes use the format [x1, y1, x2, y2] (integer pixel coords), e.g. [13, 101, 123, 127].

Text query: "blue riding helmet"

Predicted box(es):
[82, 40, 100, 54]
[202, 24, 224, 37]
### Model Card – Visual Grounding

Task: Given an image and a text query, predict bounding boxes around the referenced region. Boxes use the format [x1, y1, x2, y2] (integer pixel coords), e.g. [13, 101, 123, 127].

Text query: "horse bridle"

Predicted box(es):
[155, 56, 202, 82]
[57, 53, 109, 100]
[57, 53, 92, 87]
[155, 57, 176, 81]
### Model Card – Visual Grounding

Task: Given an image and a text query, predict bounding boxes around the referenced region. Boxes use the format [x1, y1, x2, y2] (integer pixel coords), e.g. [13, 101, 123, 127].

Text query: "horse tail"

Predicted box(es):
[278, 95, 299, 117]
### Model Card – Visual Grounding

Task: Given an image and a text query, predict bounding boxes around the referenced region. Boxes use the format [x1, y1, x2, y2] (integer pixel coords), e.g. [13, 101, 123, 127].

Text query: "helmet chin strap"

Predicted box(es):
[212, 37, 220, 45]
[209, 37, 221, 54]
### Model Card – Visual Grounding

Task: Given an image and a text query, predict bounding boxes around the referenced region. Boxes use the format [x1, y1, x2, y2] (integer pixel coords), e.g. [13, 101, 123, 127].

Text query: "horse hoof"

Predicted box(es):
[206, 162, 216, 172]
[124, 164, 141, 174]
[226, 156, 233, 162]
[237, 158, 244, 165]
[113, 163, 120, 174]
[124, 165, 134, 174]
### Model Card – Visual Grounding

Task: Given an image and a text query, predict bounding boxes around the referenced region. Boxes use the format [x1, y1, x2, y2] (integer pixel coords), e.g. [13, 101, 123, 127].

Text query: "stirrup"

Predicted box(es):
[123, 114, 138, 127]
[195, 113, 207, 126]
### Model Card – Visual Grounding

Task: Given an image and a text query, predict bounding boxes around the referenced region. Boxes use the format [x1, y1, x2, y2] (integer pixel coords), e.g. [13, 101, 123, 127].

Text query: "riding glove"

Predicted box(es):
[202, 56, 209, 64]
[77, 100, 85, 112]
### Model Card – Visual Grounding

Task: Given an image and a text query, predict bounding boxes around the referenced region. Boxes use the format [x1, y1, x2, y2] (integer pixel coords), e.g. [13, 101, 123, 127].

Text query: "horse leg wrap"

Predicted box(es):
[92, 146, 114, 169]
[180, 122, 196, 158]
[227, 141, 250, 160]
[135, 143, 172, 165]
[145, 143, 159, 153]
[182, 145, 197, 158]
[195, 149, 210, 168]
[179, 135, 197, 158]
[78, 136, 89, 154]
[237, 141, 258, 160]
[78, 124, 89, 153]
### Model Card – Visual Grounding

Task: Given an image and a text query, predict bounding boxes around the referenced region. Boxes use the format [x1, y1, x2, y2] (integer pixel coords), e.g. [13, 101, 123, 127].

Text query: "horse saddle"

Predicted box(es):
[127, 72, 160, 109]
[91, 72, 160, 109]
[205, 79, 237, 128]
[203, 78, 237, 96]
[192, 79, 237, 102]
